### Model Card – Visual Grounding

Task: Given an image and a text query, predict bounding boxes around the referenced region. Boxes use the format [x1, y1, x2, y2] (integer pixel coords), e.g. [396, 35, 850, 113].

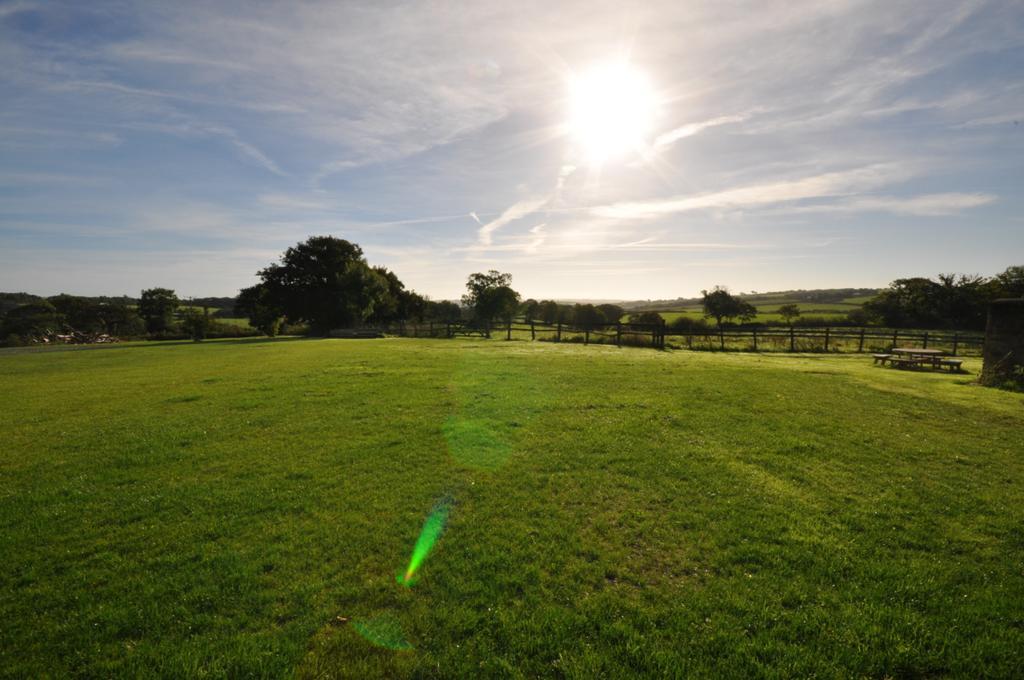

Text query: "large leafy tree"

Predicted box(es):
[253, 236, 398, 334]
[701, 286, 756, 327]
[369, 266, 427, 324]
[462, 270, 520, 325]
[572, 303, 604, 329]
[236, 284, 284, 337]
[597, 304, 625, 324]
[995, 265, 1024, 298]
[426, 300, 462, 321]
[537, 300, 561, 324]
[863, 274, 999, 330]
[520, 299, 540, 322]
[48, 294, 143, 336]
[138, 288, 179, 333]
[2, 301, 60, 338]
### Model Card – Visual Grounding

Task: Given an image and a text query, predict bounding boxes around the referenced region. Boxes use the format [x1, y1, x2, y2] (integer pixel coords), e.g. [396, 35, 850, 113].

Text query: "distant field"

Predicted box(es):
[651, 309, 850, 324]
[215, 317, 253, 328]
[2, 339, 1021, 677]
[633, 294, 873, 323]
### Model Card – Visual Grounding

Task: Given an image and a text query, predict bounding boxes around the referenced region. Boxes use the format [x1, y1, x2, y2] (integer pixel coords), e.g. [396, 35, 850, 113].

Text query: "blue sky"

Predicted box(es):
[1, 0, 1022, 300]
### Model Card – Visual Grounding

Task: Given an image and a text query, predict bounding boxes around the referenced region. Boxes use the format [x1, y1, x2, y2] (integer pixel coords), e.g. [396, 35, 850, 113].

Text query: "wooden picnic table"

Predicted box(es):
[892, 348, 944, 357]
[882, 347, 964, 372]
[890, 347, 944, 368]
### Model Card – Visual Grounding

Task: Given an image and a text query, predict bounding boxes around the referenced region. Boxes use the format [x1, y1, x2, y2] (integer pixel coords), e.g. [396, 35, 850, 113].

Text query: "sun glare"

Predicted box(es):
[567, 62, 655, 165]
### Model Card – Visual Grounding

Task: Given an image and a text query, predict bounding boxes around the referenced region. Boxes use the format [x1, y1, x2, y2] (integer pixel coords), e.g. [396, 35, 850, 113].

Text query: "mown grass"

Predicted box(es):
[2, 338, 1023, 678]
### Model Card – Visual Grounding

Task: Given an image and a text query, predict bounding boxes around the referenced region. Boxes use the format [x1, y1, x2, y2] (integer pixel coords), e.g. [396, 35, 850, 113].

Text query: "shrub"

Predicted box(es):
[668, 316, 709, 331]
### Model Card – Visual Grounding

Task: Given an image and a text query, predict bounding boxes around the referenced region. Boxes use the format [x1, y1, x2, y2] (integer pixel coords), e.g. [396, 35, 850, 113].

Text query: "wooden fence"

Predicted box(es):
[380, 320, 985, 355]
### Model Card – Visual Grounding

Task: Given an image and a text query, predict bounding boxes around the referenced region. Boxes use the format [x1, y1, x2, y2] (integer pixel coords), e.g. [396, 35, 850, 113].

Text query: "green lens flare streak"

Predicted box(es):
[398, 498, 451, 586]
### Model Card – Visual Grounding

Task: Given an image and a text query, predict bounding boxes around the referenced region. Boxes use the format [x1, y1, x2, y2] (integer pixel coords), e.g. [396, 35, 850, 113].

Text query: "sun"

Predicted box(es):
[567, 62, 656, 165]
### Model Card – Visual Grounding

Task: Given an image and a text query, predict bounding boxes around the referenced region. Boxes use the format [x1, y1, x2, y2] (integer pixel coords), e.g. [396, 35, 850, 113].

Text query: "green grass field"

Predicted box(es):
[637, 294, 872, 324]
[2, 339, 1023, 677]
[215, 317, 254, 328]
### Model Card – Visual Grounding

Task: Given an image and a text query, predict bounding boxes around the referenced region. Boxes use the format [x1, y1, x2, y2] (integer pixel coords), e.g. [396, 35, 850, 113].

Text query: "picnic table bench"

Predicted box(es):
[876, 348, 965, 372]
[329, 328, 385, 339]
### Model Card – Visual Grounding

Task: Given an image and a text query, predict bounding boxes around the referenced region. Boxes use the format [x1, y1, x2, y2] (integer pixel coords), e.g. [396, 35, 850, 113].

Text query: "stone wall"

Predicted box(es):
[980, 298, 1024, 386]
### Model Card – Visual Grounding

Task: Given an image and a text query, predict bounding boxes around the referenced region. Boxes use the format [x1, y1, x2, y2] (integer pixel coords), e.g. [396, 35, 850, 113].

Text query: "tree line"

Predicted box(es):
[1, 235, 1020, 346]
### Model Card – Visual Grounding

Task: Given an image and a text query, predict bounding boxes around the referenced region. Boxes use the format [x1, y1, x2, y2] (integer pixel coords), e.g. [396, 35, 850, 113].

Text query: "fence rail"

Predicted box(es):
[377, 320, 985, 355]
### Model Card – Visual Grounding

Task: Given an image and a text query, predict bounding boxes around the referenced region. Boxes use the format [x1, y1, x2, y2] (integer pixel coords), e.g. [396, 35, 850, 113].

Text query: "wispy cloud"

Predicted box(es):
[476, 196, 549, 245]
[591, 164, 912, 219]
[651, 113, 750, 152]
[120, 120, 285, 175]
[790, 192, 997, 216]
[1, 0, 1020, 298]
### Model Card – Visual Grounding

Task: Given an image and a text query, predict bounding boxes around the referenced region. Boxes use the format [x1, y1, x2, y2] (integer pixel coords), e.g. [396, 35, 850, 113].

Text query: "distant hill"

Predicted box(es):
[621, 288, 881, 311]
[0, 293, 239, 316]
[0, 292, 44, 316]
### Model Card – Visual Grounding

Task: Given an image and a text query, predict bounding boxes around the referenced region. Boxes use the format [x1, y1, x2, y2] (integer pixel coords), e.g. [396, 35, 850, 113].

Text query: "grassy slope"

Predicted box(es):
[641, 294, 871, 323]
[1, 339, 1023, 678]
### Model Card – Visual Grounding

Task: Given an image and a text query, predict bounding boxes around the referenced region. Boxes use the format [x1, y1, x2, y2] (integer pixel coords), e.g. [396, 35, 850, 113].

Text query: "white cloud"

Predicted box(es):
[591, 164, 911, 219]
[651, 114, 750, 151]
[476, 196, 549, 245]
[792, 192, 997, 216]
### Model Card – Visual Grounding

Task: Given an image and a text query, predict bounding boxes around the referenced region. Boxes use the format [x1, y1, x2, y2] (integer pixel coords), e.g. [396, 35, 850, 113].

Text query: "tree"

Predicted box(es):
[628, 311, 663, 325]
[236, 284, 284, 337]
[520, 299, 540, 322]
[934, 273, 990, 329]
[861, 273, 1004, 331]
[701, 286, 756, 327]
[181, 308, 210, 342]
[139, 288, 179, 333]
[366, 266, 426, 324]
[1, 301, 60, 339]
[995, 265, 1024, 298]
[256, 236, 390, 334]
[48, 294, 103, 333]
[597, 304, 625, 324]
[537, 300, 560, 324]
[462, 270, 520, 325]
[571, 303, 604, 329]
[777, 303, 801, 327]
[426, 300, 462, 321]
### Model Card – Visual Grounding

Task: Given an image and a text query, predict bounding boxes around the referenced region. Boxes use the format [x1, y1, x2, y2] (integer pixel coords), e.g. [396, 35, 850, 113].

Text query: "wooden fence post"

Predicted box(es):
[585, 329, 590, 345]
[506, 320, 512, 341]
[952, 333, 959, 355]
[531, 321, 536, 341]
[892, 329, 898, 349]
[556, 322, 562, 342]
[616, 322, 622, 346]
[923, 332, 929, 349]
[686, 332, 692, 349]
[790, 326, 795, 352]
[858, 327, 865, 353]
[824, 327, 830, 352]
[752, 328, 758, 351]
[719, 327, 725, 350]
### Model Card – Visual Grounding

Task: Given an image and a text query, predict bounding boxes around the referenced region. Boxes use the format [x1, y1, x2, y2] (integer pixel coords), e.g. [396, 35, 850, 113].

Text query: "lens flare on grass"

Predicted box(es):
[397, 497, 451, 587]
[352, 614, 413, 651]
